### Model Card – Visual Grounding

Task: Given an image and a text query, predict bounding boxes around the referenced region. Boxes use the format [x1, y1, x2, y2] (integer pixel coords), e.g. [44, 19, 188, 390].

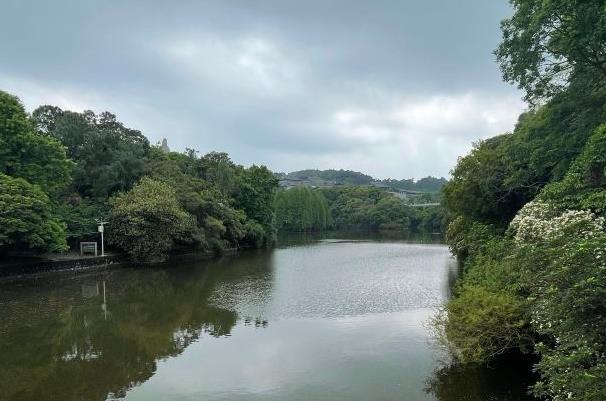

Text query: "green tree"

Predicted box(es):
[0, 91, 72, 194]
[108, 178, 195, 263]
[235, 165, 278, 243]
[32, 106, 150, 198]
[274, 187, 330, 231]
[0, 173, 67, 253]
[496, 0, 606, 103]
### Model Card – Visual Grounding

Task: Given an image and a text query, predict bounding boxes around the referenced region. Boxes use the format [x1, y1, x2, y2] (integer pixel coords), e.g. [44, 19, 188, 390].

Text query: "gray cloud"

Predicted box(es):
[0, 0, 524, 179]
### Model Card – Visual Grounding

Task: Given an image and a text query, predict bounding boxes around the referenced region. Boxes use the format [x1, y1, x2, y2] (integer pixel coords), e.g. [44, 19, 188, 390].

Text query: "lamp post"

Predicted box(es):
[96, 220, 108, 257]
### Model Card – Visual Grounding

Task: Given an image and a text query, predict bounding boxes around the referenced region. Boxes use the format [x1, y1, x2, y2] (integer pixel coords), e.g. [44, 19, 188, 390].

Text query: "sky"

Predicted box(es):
[0, 0, 526, 180]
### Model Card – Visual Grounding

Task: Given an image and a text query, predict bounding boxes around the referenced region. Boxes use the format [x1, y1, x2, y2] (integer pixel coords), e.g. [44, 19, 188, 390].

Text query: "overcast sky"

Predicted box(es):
[0, 0, 525, 179]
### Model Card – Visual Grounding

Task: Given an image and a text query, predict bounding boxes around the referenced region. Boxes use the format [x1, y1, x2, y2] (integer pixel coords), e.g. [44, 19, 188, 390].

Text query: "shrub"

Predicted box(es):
[440, 285, 529, 363]
[108, 178, 195, 263]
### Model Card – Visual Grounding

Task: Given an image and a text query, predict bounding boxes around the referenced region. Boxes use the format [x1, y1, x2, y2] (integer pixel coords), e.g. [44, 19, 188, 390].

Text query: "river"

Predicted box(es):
[0, 236, 535, 401]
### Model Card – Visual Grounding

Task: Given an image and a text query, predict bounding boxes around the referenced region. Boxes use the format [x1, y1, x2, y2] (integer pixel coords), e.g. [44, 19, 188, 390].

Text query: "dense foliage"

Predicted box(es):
[146, 148, 277, 253]
[108, 178, 196, 263]
[0, 91, 71, 253]
[0, 90, 278, 262]
[0, 173, 68, 253]
[496, 0, 606, 104]
[441, 2, 606, 399]
[274, 187, 331, 231]
[319, 186, 445, 232]
[33, 108, 151, 199]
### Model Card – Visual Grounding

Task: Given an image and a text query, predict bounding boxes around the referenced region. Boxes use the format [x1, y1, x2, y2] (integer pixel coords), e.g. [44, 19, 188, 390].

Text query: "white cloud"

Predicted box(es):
[268, 92, 525, 178]
[159, 35, 304, 97]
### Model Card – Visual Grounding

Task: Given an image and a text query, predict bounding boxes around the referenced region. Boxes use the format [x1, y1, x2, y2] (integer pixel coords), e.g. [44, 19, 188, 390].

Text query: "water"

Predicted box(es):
[0, 237, 535, 401]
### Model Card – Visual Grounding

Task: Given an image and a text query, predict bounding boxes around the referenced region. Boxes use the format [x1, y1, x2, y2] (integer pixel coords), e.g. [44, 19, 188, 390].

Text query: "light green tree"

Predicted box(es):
[108, 178, 195, 263]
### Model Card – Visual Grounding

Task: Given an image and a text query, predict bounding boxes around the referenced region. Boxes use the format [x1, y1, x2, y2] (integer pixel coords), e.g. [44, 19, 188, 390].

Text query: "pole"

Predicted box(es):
[96, 220, 108, 257]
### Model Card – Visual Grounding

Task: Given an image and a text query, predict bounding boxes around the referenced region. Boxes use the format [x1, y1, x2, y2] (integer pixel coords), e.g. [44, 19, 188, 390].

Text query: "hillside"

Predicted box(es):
[278, 169, 447, 192]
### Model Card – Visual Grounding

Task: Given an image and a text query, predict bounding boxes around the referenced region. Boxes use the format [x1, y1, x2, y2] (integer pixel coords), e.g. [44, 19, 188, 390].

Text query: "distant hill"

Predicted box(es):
[381, 176, 448, 192]
[281, 169, 373, 185]
[277, 169, 447, 192]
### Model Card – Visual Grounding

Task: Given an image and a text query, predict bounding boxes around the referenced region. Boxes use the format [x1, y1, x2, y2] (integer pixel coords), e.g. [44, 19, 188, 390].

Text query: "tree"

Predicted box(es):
[496, 0, 606, 103]
[0, 173, 67, 253]
[108, 178, 195, 263]
[235, 165, 278, 242]
[274, 187, 330, 231]
[32, 106, 150, 198]
[0, 91, 72, 194]
[30, 105, 64, 134]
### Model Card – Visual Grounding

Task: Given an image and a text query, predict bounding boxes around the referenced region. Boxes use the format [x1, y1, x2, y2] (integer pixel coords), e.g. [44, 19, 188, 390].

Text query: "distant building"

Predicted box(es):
[369, 181, 391, 189]
[369, 181, 424, 200]
[388, 189, 424, 200]
[160, 138, 170, 153]
[278, 177, 306, 189]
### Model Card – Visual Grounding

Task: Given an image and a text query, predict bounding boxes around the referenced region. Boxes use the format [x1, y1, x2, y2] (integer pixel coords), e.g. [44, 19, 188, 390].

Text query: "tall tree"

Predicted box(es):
[0, 91, 72, 194]
[496, 0, 606, 103]
[32, 106, 150, 198]
[0, 173, 67, 253]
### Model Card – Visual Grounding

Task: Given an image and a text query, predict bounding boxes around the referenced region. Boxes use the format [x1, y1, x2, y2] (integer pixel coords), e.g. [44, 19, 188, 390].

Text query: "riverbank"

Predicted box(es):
[0, 248, 239, 278]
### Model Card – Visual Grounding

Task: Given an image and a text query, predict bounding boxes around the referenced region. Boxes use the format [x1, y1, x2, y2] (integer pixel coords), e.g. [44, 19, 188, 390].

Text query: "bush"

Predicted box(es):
[439, 285, 529, 363]
[108, 178, 195, 263]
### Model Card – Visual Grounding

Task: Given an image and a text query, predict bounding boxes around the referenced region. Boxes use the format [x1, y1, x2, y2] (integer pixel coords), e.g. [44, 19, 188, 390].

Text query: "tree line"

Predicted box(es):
[438, 1, 606, 400]
[0, 92, 277, 263]
[274, 185, 445, 233]
[280, 169, 447, 192]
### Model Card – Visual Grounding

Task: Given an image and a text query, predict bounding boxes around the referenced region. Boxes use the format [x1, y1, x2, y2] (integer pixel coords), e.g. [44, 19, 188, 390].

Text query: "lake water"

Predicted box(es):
[0, 236, 535, 401]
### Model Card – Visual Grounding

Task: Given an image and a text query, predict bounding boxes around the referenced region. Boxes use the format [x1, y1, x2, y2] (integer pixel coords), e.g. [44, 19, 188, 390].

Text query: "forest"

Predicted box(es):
[0, 94, 277, 263]
[274, 186, 445, 232]
[438, 1, 606, 400]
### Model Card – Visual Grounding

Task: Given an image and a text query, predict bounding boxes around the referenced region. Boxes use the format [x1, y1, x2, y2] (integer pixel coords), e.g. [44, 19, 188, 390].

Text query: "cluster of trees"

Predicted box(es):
[323, 186, 445, 232]
[280, 169, 447, 192]
[439, 1, 606, 400]
[0, 91, 277, 263]
[274, 185, 445, 233]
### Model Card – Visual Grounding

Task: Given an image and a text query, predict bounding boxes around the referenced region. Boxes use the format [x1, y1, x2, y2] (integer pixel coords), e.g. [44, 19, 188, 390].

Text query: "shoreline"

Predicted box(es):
[0, 248, 239, 279]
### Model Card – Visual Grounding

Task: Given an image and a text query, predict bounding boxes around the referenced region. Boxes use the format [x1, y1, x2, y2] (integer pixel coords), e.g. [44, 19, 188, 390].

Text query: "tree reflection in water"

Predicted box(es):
[425, 355, 539, 401]
[0, 252, 273, 401]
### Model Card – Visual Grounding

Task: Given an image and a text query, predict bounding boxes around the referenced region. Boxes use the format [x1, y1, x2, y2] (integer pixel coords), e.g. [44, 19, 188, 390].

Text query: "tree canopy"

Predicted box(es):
[0, 173, 67, 253]
[496, 0, 606, 103]
[0, 91, 72, 194]
[108, 178, 196, 263]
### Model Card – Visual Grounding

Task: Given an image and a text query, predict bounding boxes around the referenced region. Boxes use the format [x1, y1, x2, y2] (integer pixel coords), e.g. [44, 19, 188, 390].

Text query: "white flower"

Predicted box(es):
[509, 201, 605, 244]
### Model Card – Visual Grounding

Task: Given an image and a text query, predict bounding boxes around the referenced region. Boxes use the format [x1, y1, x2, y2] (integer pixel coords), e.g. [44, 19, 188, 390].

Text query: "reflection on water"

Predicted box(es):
[0, 236, 535, 401]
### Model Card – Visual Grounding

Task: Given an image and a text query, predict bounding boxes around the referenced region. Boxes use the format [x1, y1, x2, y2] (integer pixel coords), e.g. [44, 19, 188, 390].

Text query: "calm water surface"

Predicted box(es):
[0, 237, 535, 401]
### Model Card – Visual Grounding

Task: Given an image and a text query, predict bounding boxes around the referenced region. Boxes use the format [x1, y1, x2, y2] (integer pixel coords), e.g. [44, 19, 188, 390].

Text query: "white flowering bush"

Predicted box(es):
[509, 201, 605, 244]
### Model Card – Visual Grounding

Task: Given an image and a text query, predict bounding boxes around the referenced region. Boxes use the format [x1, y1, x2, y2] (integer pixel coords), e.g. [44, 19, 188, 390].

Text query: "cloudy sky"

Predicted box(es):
[0, 0, 525, 179]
